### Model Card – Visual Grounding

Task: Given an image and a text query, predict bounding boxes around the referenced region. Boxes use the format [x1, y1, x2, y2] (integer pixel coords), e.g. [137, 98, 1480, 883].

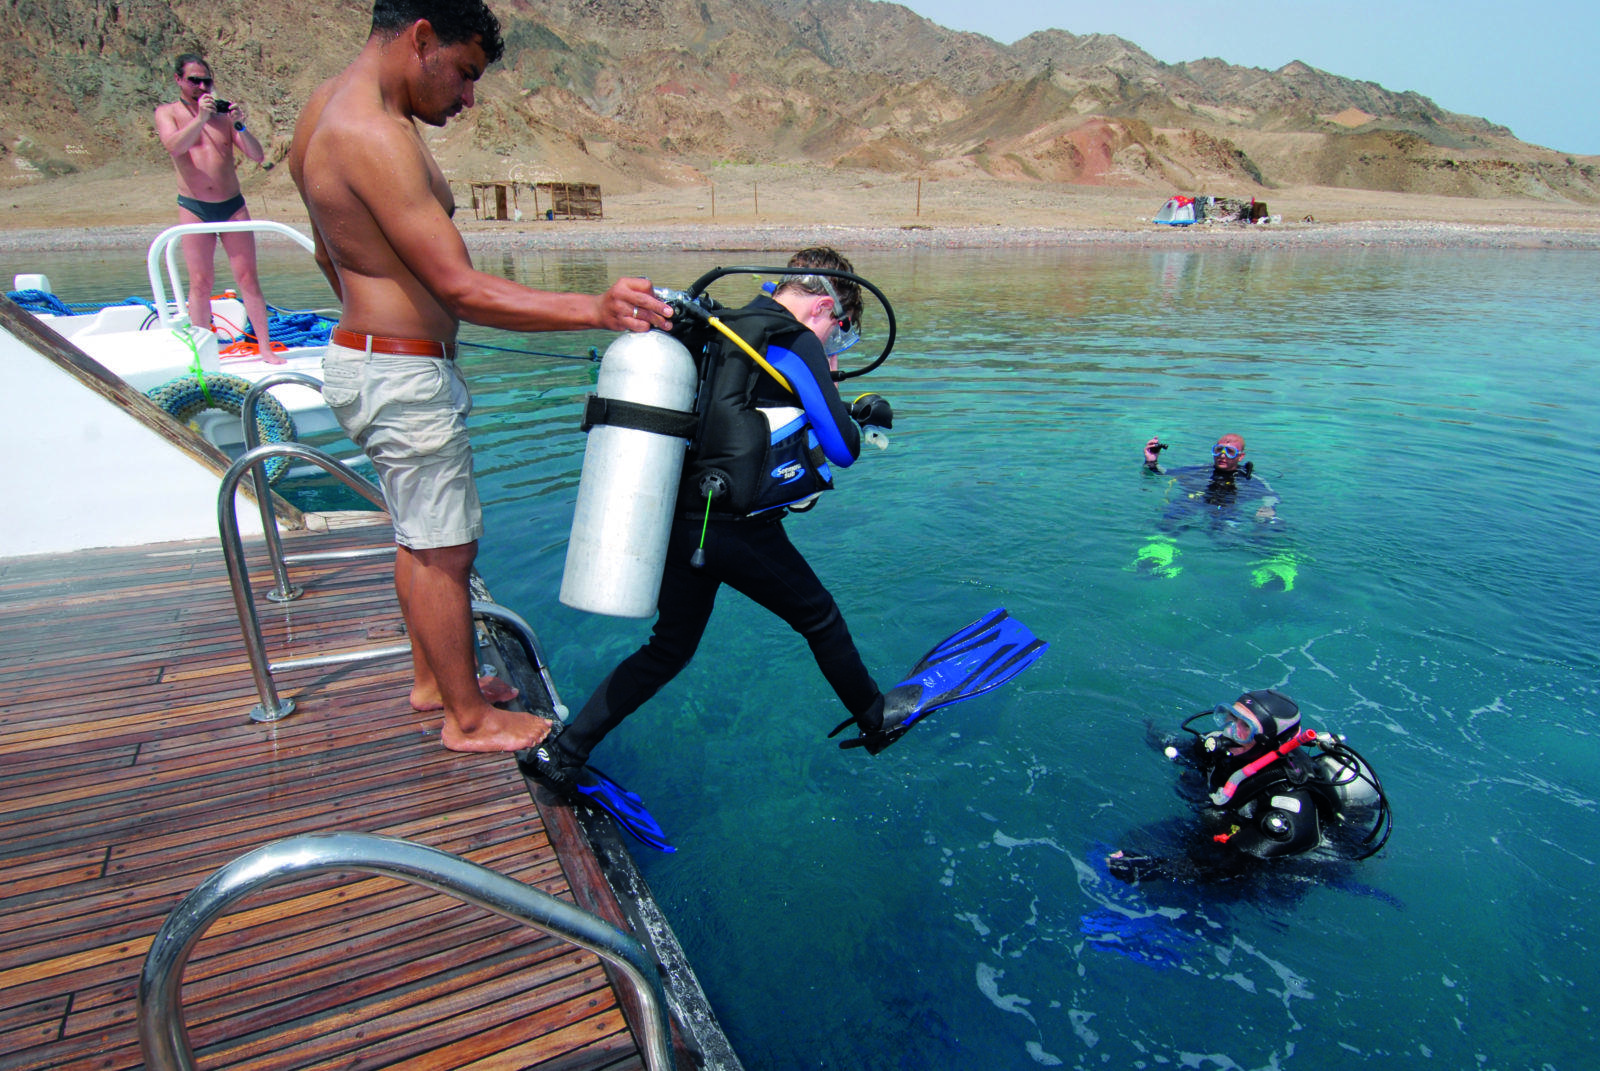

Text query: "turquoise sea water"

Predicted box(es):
[19, 241, 1600, 1069]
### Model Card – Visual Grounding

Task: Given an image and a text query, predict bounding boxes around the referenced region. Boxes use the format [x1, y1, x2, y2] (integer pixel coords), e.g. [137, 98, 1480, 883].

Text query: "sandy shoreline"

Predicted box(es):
[4, 220, 1600, 255]
[4, 166, 1599, 253]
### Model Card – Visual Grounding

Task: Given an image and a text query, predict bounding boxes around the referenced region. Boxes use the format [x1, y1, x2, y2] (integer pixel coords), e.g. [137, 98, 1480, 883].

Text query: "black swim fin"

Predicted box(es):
[831, 607, 1048, 755]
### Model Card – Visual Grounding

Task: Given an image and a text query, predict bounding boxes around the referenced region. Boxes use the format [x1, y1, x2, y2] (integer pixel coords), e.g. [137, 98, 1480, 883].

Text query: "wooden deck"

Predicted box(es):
[0, 520, 677, 1069]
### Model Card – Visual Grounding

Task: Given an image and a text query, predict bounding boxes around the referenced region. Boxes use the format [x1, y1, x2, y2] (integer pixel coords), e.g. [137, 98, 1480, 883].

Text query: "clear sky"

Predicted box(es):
[894, 0, 1598, 156]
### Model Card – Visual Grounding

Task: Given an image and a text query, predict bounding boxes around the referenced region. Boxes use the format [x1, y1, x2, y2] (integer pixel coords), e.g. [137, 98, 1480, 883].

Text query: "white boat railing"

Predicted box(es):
[146, 220, 317, 330]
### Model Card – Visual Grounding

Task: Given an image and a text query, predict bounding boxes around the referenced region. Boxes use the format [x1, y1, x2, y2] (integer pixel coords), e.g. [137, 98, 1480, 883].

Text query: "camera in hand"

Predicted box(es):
[212, 99, 232, 114]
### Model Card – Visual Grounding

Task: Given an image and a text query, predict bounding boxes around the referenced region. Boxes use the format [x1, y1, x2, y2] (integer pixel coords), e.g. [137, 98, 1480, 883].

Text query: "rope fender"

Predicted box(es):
[146, 373, 297, 483]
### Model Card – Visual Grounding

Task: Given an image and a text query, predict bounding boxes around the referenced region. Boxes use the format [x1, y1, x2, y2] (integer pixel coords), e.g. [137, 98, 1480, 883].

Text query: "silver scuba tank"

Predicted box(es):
[1314, 749, 1382, 813]
[559, 330, 699, 617]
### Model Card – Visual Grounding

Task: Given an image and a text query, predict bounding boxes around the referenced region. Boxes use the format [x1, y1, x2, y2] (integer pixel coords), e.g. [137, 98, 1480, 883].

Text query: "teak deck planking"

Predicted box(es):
[0, 522, 656, 1070]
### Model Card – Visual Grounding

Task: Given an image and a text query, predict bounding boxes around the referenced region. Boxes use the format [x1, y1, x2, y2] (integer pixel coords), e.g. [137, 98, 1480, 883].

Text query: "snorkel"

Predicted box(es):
[1178, 702, 1393, 856]
[1209, 729, 1317, 805]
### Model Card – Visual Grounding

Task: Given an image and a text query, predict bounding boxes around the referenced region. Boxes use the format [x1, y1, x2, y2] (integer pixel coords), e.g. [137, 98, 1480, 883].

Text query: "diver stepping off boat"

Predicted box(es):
[529, 250, 1048, 849]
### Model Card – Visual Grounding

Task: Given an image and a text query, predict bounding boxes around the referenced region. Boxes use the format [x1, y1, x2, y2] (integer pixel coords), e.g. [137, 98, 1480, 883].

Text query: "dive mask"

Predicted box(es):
[1213, 442, 1243, 461]
[1214, 703, 1258, 746]
[790, 273, 861, 357]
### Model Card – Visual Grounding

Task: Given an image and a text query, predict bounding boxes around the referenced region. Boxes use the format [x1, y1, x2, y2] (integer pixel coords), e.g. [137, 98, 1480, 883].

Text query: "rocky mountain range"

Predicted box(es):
[4, 0, 1596, 203]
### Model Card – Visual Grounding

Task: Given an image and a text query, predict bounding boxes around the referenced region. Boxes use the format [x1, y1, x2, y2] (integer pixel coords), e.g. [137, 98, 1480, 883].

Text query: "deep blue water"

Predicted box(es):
[21, 240, 1600, 1069]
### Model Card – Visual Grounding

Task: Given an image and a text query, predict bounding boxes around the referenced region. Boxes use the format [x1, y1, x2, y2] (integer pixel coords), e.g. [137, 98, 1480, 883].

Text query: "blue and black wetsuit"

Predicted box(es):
[556, 296, 879, 766]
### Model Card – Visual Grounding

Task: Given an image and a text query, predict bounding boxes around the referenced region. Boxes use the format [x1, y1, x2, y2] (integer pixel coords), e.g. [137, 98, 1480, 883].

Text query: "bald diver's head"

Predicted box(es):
[1212, 433, 1246, 473]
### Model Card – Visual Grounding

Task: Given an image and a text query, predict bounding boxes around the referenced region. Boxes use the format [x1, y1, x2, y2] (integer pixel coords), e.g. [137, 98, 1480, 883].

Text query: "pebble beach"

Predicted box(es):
[4, 166, 1599, 254]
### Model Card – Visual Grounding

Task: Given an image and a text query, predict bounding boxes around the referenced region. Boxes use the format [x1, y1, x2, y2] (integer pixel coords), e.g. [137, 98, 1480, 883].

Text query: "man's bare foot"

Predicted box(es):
[262, 351, 287, 365]
[411, 674, 519, 712]
[440, 708, 553, 753]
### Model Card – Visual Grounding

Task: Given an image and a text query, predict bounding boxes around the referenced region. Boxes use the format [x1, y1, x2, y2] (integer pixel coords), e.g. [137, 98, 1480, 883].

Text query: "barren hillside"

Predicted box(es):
[3, 0, 1595, 208]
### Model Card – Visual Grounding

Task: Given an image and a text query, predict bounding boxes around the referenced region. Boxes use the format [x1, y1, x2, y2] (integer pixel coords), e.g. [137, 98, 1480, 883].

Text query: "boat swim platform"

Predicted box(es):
[0, 517, 736, 1070]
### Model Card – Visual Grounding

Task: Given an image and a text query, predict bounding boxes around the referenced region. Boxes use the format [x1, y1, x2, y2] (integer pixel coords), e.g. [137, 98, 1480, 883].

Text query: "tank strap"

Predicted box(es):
[581, 394, 698, 439]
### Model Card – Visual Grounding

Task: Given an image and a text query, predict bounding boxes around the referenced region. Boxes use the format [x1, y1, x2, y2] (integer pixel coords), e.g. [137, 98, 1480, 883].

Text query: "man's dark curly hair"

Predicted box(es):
[371, 0, 504, 64]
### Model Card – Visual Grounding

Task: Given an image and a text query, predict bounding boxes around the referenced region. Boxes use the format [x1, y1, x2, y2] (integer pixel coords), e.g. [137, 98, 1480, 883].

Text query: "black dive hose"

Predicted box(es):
[1324, 738, 1392, 858]
[684, 265, 897, 381]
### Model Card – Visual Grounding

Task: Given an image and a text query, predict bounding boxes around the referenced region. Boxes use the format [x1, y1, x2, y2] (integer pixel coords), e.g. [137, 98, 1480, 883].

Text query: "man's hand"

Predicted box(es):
[597, 277, 674, 333]
[1144, 435, 1166, 467]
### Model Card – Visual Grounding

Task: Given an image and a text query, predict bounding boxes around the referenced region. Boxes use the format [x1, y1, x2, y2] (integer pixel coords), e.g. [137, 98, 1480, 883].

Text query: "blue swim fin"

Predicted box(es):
[522, 720, 676, 853]
[833, 608, 1047, 754]
[573, 766, 677, 853]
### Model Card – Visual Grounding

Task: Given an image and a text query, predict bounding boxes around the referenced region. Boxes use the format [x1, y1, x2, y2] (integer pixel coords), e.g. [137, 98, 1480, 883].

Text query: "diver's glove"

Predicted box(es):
[849, 393, 893, 429]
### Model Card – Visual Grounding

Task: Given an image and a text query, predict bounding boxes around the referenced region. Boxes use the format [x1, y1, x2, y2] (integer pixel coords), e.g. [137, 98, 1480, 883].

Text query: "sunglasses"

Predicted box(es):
[185, 76, 214, 87]
[1212, 443, 1243, 460]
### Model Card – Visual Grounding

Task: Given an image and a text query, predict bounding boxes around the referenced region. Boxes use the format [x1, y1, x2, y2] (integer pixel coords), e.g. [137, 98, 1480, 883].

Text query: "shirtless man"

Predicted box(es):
[154, 54, 278, 361]
[289, 0, 671, 753]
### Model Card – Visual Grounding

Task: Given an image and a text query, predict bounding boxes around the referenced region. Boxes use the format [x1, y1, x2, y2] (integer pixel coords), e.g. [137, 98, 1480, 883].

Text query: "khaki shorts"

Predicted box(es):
[321, 341, 483, 549]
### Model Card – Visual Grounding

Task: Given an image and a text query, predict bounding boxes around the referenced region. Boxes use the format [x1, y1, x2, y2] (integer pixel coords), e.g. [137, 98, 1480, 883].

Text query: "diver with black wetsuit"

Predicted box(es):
[1144, 432, 1280, 528]
[1109, 689, 1392, 884]
[532, 248, 897, 786]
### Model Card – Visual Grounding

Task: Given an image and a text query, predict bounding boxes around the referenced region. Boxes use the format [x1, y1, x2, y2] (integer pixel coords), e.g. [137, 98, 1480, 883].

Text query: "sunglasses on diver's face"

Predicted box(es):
[185, 75, 214, 87]
[1213, 443, 1243, 460]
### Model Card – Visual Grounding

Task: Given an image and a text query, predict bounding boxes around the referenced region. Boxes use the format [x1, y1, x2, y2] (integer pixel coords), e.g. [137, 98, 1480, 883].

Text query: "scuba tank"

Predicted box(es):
[560, 330, 699, 618]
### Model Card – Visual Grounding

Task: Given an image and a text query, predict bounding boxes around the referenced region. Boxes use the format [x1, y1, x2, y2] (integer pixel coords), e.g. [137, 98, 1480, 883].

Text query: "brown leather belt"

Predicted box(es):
[330, 327, 456, 360]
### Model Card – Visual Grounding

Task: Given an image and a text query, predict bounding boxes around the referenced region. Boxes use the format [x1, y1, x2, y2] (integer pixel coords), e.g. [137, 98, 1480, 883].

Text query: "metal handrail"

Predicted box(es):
[217, 442, 568, 721]
[137, 832, 675, 1071]
[471, 599, 568, 719]
[218, 441, 400, 720]
[240, 372, 392, 603]
[147, 221, 316, 330]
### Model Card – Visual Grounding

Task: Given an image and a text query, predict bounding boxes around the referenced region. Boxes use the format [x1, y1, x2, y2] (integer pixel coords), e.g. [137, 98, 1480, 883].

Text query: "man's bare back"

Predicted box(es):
[290, 25, 669, 344]
[288, 8, 670, 755]
[291, 67, 464, 341]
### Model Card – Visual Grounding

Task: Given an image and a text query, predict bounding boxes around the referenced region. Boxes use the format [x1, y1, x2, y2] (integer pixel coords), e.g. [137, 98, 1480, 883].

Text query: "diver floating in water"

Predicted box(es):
[1144, 432, 1279, 527]
[1134, 433, 1295, 585]
[1108, 689, 1391, 884]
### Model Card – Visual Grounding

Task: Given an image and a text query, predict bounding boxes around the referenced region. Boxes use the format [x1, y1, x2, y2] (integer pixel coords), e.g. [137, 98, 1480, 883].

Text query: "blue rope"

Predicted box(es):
[459, 338, 603, 363]
[261, 306, 335, 348]
[6, 290, 154, 316]
[228, 305, 336, 350]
